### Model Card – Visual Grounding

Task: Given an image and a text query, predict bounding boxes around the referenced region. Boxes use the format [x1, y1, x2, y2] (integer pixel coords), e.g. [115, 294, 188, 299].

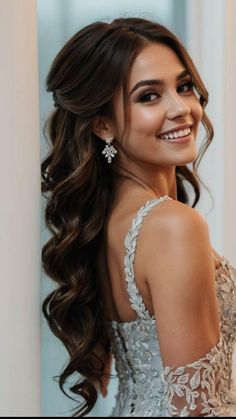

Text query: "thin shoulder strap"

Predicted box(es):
[124, 195, 172, 320]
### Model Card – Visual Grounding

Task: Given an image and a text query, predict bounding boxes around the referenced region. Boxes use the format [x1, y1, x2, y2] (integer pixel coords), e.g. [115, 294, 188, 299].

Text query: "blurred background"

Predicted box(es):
[1, 0, 235, 416]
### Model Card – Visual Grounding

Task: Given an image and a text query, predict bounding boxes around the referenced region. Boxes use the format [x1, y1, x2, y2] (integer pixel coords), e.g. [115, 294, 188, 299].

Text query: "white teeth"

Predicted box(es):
[159, 127, 191, 140]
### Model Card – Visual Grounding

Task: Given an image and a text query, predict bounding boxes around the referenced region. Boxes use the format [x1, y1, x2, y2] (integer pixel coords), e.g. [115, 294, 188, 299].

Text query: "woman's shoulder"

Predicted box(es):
[138, 199, 220, 368]
[107, 191, 208, 244]
[138, 197, 208, 240]
[135, 198, 214, 286]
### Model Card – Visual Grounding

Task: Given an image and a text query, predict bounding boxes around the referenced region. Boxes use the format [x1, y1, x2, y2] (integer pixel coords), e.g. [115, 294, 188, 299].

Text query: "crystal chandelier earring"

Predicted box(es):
[102, 137, 117, 163]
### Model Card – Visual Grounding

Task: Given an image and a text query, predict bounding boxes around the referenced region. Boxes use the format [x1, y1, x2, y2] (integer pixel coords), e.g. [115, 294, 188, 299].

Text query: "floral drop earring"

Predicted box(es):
[102, 138, 118, 163]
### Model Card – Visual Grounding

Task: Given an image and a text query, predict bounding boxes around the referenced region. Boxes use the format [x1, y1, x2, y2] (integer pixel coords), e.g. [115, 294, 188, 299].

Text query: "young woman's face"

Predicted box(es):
[112, 43, 203, 169]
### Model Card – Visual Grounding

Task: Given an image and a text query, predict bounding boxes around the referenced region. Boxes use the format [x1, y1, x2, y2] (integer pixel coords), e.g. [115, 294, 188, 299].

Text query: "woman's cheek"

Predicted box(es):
[192, 98, 203, 122]
[132, 107, 163, 132]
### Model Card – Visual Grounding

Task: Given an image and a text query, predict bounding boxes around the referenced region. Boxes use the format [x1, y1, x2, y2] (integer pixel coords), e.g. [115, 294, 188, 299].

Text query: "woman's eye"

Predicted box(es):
[139, 92, 160, 102]
[178, 81, 194, 93]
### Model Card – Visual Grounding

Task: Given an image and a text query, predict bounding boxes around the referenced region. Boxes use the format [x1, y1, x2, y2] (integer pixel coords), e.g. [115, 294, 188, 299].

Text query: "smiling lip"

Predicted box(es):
[159, 133, 192, 144]
[158, 124, 193, 137]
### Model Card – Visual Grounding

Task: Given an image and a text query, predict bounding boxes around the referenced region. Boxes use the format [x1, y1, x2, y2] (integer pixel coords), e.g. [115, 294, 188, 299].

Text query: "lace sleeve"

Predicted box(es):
[163, 336, 230, 417]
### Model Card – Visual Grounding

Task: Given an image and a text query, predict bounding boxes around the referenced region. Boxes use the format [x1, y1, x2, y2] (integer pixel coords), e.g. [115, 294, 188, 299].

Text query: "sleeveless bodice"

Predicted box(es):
[107, 196, 236, 417]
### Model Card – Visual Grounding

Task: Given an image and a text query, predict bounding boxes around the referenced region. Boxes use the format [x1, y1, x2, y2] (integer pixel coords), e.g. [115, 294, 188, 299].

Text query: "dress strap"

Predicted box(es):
[124, 195, 172, 320]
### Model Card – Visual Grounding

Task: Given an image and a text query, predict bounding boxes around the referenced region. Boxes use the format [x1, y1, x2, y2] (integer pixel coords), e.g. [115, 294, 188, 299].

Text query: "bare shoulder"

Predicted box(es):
[146, 197, 208, 232]
[137, 199, 220, 366]
[139, 198, 210, 253]
[138, 198, 215, 294]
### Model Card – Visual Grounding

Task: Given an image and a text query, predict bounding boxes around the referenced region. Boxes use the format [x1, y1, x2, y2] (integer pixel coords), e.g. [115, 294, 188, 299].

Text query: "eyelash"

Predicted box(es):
[138, 81, 195, 103]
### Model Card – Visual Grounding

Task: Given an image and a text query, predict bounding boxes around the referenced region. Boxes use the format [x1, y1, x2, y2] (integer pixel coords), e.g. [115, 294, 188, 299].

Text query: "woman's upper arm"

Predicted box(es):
[142, 201, 220, 367]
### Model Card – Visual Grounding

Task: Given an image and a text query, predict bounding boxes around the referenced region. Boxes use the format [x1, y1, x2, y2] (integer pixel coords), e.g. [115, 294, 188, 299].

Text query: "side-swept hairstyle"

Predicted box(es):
[41, 17, 213, 416]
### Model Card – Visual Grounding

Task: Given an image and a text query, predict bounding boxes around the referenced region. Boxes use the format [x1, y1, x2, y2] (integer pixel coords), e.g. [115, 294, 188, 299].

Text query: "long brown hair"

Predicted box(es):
[41, 17, 214, 416]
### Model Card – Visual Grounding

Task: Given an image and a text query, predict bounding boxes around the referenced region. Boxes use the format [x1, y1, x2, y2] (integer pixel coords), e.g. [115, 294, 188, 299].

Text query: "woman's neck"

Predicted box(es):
[114, 165, 177, 200]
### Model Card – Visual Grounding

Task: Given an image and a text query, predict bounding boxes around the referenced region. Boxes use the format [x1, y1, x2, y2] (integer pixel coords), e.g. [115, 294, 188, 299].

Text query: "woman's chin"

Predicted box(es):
[175, 148, 198, 166]
[171, 157, 196, 168]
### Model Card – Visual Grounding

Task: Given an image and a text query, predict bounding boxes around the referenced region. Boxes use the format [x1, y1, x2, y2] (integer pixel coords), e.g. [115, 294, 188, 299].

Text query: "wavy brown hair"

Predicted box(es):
[41, 17, 214, 416]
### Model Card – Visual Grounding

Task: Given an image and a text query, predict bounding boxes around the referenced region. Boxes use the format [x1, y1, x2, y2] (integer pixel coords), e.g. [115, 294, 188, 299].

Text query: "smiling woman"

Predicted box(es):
[98, 43, 203, 175]
[41, 17, 236, 417]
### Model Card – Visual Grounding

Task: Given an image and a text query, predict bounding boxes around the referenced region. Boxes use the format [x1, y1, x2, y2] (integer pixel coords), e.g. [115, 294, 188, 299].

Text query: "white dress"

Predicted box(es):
[107, 196, 236, 416]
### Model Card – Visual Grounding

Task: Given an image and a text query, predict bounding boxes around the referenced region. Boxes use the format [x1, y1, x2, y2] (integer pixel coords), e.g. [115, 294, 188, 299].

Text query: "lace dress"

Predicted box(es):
[108, 196, 236, 416]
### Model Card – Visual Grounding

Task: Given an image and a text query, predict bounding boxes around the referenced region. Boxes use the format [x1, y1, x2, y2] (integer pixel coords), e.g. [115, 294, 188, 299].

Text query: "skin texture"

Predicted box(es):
[93, 42, 220, 396]
[137, 199, 220, 366]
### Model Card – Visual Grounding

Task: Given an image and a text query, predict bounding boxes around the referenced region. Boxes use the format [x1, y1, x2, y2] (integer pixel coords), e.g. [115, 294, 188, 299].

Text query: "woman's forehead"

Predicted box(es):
[128, 43, 186, 89]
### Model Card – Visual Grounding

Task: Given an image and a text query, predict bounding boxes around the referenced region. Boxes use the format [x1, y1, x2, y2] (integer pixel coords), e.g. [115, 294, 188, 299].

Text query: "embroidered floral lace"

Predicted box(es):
[108, 197, 236, 416]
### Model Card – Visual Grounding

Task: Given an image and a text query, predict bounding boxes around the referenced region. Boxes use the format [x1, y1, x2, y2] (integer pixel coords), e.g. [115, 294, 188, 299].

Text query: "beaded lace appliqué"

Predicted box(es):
[124, 195, 172, 319]
[163, 335, 231, 416]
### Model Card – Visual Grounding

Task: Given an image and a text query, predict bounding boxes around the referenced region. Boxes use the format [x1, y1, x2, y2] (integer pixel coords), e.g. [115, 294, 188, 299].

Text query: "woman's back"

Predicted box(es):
[100, 181, 220, 324]
[98, 188, 236, 416]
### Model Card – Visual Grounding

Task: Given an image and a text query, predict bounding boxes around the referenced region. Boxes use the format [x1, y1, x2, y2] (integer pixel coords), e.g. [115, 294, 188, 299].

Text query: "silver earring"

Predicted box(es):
[102, 138, 117, 163]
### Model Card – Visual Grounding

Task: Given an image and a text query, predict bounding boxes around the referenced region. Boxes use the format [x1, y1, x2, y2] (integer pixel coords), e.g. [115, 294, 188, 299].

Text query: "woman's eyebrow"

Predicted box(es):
[129, 69, 190, 95]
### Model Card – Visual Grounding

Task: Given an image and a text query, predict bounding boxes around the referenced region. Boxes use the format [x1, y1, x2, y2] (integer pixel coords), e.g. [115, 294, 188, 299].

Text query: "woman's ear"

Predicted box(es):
[91, 116, 114, 141]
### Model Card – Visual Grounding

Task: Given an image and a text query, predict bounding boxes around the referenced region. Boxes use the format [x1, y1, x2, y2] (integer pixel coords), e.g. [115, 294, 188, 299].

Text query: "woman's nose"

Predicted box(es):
[165, 93, 191, 120]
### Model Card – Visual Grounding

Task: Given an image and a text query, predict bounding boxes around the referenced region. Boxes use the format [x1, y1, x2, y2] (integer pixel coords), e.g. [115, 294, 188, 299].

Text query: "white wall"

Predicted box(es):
[224, 0, 236, 263]
[0, 0, 41, 416]
[186, 0, 236, 264]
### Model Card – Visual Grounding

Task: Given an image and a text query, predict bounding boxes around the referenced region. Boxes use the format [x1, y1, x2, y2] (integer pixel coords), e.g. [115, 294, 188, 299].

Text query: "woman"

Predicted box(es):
[41, 17, 236, 416]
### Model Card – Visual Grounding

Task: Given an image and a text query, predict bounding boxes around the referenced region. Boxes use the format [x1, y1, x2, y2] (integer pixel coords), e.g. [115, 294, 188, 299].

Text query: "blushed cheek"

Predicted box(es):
[130, 109, 163, 137]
